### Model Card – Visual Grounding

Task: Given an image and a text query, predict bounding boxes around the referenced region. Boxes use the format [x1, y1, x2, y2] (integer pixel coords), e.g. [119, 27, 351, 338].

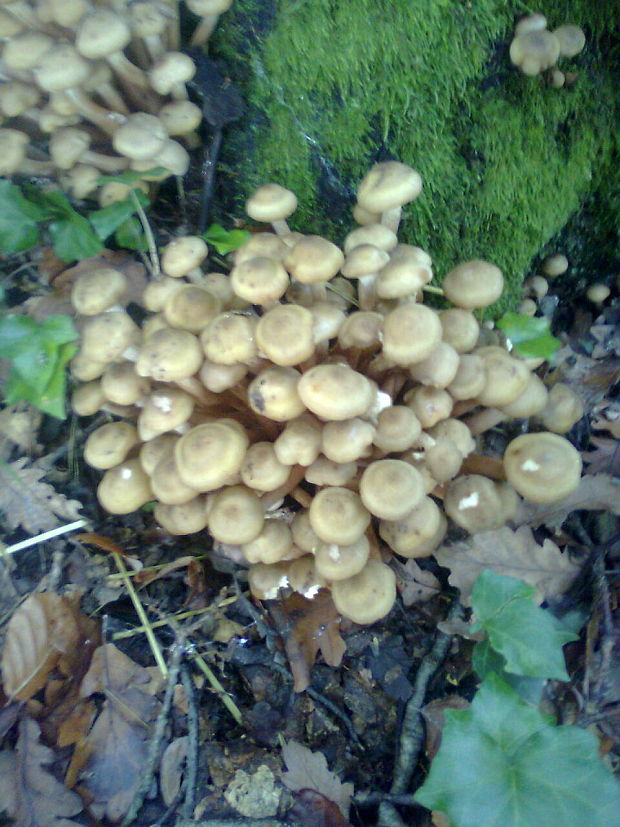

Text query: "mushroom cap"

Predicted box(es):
[113, 114, 168, 161]
[357, 161, 422, 213]
[331, 559, 396, 624]
[33, 44, 91, 92]
[476, 346, 531, 408]
[274, 415, 322, 466]
[409, 342, 459, 389]
[444, 474, 507, 533]
[442, 260, 504, 309]
[314, 535, 370, 581]
[199, 359, 247, 393]
[161, 236, 208, 278]
[376, 244, 433, 299]
[101, 361, 149, 406]
[245, 183, 297, 223]
[80, 311, 139, 363]
[233, 232, 289, 266]
[0, 129, 30, 176]
[503, 432, 582, 503]
[291, 509, 321, 554]
[71, 381, 106, 416]
[149, 51, 196, 95]
[309, 486, 370, 545]
[240, 441, 290, 492]
[136, 327, 203, 381]
[509, 30, 561, 75]
[322, 417, 375, 463]
[49, 127, 90, 170]
[71, 267, 128, 315]
[284, 236, 344, 285]
[552, 25, 586, 58]
[208, 485, 264, 545]
[404, 386, 453, 429]
[241, 520, 294, 564]
[344, 223, 398, 254]
[337, 311, 383, 350]
[248, 366, 305, 422]
[97, 459, 153, 514]
[541, 254, 568, 277]
[428, 418, 475, 459]
[230, 257, 289, 304]
[139, 433, 179, 475]
[298, 363, 374, 421]
[539, 383, 584, 434]
[150, 452, 199, 505]
[6, 32, 54, 73]
[175, 420, 249, 492]
[84, 422, 139, 469]
[200, 312, 258, 365]
[341, 244, 390, 278]
[76, 9, 132, 59]
[447, 353, 486, 401]
[305, 457, 358, 487]
[138, 387, 194, 440]
[381, 303, 442, 366]
[500, 373, 548, 418]
[154, 496, 208, 535]
[359, 459, 425, 520]
[310, 301, 346, 344]
[379, 495, 442, 557]
[255, 304, 315, 366]
[159, 100, 203, 136]
[163, 285, 221, 333]
[248, 561, 290, 600]
[439, 308, 480, 353]
[514, 13, 547, 36]
[373, 405, 422, 453]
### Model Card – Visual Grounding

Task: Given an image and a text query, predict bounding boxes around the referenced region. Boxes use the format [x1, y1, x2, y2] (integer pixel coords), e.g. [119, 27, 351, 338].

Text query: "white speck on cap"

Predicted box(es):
[521, 459, 540, 471]
[459, 491, 479, 510]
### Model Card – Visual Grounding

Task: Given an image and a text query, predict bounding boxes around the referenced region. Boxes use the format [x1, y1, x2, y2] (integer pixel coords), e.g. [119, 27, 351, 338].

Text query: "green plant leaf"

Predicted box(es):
[38, 340, 77, 418]
[202, 223, 251, 255]
[414, 674, 620, 827]
[0, 179, 44, 254]
[496, 312, 561, 360]
[470, 570, 577, 680]
[48, 212, 104, 261]
[472, 638, 545, 704]
[114, 217, 148, 251]
[0, 314, 39, 356]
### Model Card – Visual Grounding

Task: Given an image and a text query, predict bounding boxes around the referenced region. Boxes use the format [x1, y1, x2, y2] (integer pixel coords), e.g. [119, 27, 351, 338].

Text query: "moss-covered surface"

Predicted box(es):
[212, 0, 618, 312]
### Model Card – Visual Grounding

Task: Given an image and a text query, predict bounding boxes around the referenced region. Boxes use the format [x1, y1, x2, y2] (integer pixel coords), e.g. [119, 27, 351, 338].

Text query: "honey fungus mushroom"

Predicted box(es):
[331, 559, 397, 625]
[503, 432, 582, 503]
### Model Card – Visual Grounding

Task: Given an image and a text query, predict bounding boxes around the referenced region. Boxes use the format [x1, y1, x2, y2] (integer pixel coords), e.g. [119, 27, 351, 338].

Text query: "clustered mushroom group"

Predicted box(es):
[0, 0, 232, 198]
[69, 160, 586, 625]
[509, 13, 585, 87]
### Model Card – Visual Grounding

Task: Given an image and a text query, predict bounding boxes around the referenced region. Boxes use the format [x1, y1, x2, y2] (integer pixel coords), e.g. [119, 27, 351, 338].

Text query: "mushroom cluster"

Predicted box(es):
[509, 13, 585, 87]
[69, 160, 584, 625]
[0, 0, 233, 195]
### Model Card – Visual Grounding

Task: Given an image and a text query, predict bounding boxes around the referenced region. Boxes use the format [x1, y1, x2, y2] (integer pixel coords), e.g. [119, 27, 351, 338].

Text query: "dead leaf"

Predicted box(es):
[1, 594, 81, 701]
[398, 559, 441, 607]
[0, 717, 82, 826]
[160, 736, 188, 806]
[582, 437, 620, 476]
[0, 406, 42, 453]
[422, 695, 470, 761]
[0, 458, 82, 534]
[516, 474, 620, 529]
[435, 525, 580, 607]
[287, 788, 351, 827]
[270, 590, 346, 693]
[281, 740, 353, 819]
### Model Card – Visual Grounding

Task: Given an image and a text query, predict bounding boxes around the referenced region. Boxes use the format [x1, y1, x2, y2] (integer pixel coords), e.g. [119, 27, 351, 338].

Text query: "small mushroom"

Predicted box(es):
[503, 432, 582, 503]
[442, 260, 504, 309]
[245, 183, 297, 237]
[309, 486, 370, 546]
[359, 459, 424, 520]
[331, 559, 396, 625]
[356, 161, 423, 233]
[208, 484, 264, 545]
[84, 422, 139, 469]
[97, 459, 153, 514]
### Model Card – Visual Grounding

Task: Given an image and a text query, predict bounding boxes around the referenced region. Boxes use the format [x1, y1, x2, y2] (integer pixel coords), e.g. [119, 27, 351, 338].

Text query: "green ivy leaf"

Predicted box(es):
[0, 314, 39, 356]
[414, 674, 620, 827]
[470, 570, 577, 680]
[88, 194, 147, 240]
[38, 340, 77, 418]
[496, 312, 561, 360]
[48, 212, 104, 261]
[0, 179, 44, 254]
[472, 638, 545, 704]
[202, 223, 251, 255]
[114, 216, 148, 251]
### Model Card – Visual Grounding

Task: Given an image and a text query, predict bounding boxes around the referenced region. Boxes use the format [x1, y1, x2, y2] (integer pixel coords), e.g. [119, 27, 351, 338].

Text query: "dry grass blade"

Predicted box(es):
[1, 594, 80, 701]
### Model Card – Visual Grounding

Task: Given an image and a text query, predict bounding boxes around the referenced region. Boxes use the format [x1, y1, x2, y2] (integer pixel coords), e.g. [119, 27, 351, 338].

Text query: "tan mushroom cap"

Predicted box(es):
[84, 421, 139, 469]
[542, 254, 568, 278]
[503, 432, 582, 503]
[515, 13, 547, 36]
[137, 387, 194, 440]
[381, 303, 442, 366]
[409, 342, 459, 388]
[248, 561, 290, 600]
[357, 161, 422, 213]
[245, 183, 297, 224]
[379, 495, 442, 557]
[163, 285, 221, 333]
[287, 555, 327, 597]
[240, 441, 290, 492]
[71, 267, 128, 315]
[255, 304, 315, 366]
[154, 496, 208, 535]
[337, 311, 383, 350]
[112, 113, 168, 161]
[373, 405, 422, 453]
[404, 386, 453, 429]
[359, 459, 424, 520]
[233, 232, 289, 265]
[439, 308, 480, 353]
[284, 235, 345, 285]
[71, 381, 106, 416]
[101, 361, 149, 406]
[71, 350, 108, 382]
[476, 346, 531, 408]
[553, 25, 585, 58]
[230, 257, 289, 305]
[444, 475, 508, 533]
[305, 456, 358, 487]
[143, 277, 185, 312]
[447, 354, 486, 400]
[376, 244, 433, 299]
[161, 236, 208, 278]
[341, 244, 390, 279]
[80, 311, 140, 363]
[314, 535, 370, 581]
[150, 452, 198, 505]
[443, 260, 504, 309]
[175, 420, 249, 492]
[509, 30, 561, 76]
[500, 373, 548, 418]
[428, 418, 475, 459]
[97, 459, 153, 514]
[344, 223, 398, 255]
[309, 486, 370, 545]
[322, 417, 375, 463]
[298, 363, 373, 421]
[136, 327, 203, 381]
[248, 366, 305, 422]
[241, 520, 294, 564]
[291, 509, 321, 554]
[208, 485, 264, 545]
[274, 415, 322, 466]
[199, 359, 247, 393]
[139, 433, 179, 475]
[539, 383, 584, 434]
[424, 437, 463, 484]
[200, 312, 257, 366]
[331, 559, 396, 625]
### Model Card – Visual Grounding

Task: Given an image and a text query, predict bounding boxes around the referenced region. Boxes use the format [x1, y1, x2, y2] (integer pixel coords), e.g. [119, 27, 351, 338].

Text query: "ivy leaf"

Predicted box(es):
[202, 222, 250, 255]
[414, 674, 620, 827]
[496, 312, 561, 360]
[48, 212, 104, 261]
[114, 217, 148, 251]
[472, 638, 545, 704]
[38, 341, 77, 418]
[0, 180, 43, 254]
[470, 570, 577, 680]
[88, 191, 148, 241]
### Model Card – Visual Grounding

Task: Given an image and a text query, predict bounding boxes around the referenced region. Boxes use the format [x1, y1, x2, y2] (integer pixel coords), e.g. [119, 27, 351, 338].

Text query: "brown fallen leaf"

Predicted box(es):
[281, 740, 353, 819]
[422, 695, 470, 761]
[0, 717, 82, 827]
[287, 788, 351, 827]
[434, 525, 580, 607]
[160, 736, 188, 806]
[398, 559, 441, 607]
[1, 594, 81, 701]
[0, 458, 82, 534]
[516, 473, 620, 530]
[582, 437, 620, 477]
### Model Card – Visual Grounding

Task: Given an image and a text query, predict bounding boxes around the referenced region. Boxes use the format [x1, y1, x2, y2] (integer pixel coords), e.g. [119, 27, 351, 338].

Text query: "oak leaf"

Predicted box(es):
[398, 559, 441, 607]
[434, 525, 580, 607]
[516, 474, 620, 530]
[0, 458, 82, 534]
[281, 739, 353, 819]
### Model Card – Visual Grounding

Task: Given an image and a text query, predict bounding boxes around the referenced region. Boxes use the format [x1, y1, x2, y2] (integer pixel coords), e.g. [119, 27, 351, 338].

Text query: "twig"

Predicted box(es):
[112, 606, 215, 639]
[180, 664, 200, 819]
[122, 641, 185, 827]
[378, 599, 464, 826]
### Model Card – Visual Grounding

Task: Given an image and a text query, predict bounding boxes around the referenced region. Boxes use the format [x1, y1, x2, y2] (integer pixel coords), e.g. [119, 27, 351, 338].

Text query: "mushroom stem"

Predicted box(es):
[189, 13, 221, 46]
[463, 406, 507, 436]
[271, 218, 291, 237]
[380, 206, 402, 234]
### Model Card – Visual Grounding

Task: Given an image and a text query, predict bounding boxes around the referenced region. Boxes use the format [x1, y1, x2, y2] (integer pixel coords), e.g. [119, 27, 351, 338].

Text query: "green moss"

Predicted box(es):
[214, 0, 618, 312]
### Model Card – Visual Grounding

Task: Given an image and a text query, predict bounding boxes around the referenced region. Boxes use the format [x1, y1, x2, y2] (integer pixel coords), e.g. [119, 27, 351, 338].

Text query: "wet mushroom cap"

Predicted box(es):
[97, 458, 153, 514]
[503, 432, 582, 503]
[71, 268, 128, 315]
[442, 260, 504, 309]
[331, 559, 397, 625]
[298, 364, 374, 421]
[175, 420, 249, 491]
